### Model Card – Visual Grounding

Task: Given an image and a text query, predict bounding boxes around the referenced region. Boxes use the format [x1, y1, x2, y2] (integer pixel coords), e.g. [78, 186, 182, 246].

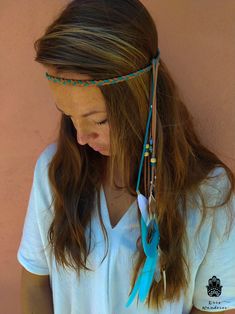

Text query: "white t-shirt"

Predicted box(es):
[17, 143, 235, 314]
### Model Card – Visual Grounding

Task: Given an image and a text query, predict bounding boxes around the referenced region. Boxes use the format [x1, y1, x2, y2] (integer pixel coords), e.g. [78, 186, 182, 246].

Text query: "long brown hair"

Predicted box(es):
[34, 0, 235, 310]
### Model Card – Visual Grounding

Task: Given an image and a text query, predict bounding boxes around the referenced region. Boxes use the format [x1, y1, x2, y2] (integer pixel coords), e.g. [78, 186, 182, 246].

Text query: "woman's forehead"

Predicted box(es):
[46, 68, 107, 112]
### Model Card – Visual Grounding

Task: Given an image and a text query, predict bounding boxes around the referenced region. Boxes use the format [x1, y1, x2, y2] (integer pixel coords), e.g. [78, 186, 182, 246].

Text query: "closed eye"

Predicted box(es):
[96, 119, 108, 126]
[67, 115, 108, 126]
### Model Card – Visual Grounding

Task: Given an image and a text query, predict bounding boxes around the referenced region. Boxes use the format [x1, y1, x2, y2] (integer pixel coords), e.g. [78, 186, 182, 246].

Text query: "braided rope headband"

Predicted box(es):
[45, 48, 166, 306]
[45, 52, 157, 87]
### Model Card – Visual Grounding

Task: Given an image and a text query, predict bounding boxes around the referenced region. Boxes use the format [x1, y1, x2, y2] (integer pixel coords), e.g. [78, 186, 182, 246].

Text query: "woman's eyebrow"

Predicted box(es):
[55, 103, 105, 117]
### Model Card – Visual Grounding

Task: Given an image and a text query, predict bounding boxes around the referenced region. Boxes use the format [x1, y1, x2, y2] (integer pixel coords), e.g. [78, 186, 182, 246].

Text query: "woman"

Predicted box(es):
[17, 0, 235, 313]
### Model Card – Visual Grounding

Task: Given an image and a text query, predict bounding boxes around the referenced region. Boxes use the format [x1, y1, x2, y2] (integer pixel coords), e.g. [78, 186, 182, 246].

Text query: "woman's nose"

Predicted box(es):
[77, 134, 89, 145]
[75, 124, 98, 146]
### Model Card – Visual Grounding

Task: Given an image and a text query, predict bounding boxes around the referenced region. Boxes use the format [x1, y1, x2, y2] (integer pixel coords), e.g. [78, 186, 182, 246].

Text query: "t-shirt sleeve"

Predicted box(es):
[193, 169, 235, 312]
[17, 145, 55, 275]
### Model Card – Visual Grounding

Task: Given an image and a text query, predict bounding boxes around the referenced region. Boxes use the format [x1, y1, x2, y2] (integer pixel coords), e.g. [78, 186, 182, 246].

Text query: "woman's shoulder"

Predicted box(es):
[185, 166, 235, 255]
[200, 166, 232, 199]
[186, 166, 233, 210]
[33, 142, 57, 176]
[202, 165, 235, 231]
[36, 142, 58, 166]
[31, 142, 58, 199]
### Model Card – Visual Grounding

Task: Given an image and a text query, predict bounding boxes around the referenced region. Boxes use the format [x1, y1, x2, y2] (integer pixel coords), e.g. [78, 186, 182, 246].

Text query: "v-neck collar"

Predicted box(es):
[100, 184, 137, 232]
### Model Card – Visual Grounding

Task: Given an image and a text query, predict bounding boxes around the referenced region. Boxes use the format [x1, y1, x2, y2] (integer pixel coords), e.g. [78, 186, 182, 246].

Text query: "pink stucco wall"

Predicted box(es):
[1, 1, 234, 313]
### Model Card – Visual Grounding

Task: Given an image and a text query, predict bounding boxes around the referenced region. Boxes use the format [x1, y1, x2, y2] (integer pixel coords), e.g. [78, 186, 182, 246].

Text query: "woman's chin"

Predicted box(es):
[91, 146, 110, 156]
[98, 149, 110, 156]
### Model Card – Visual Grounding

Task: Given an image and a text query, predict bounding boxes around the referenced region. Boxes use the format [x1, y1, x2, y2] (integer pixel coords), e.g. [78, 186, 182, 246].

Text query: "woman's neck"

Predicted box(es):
[102, 160, 124, 190]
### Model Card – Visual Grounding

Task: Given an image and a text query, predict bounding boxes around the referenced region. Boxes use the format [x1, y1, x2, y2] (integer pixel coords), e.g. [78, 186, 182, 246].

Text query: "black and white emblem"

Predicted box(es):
[206, 276, 223, 297]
